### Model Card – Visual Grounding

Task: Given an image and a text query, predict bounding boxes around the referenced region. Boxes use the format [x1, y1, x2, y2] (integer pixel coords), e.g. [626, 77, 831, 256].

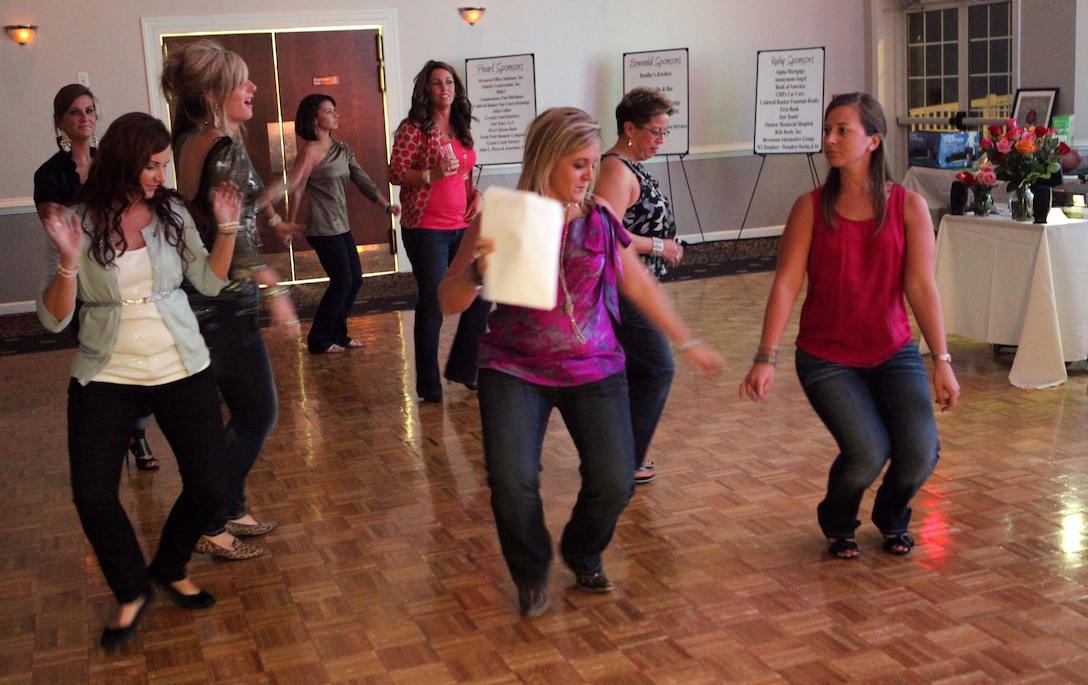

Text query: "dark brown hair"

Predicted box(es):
[295, 94, 335, 142]
[74, 113, 188, 266]
[820, 92, 891, 231]
[614, 87, 675, 135]
[405, 60, 474, 147]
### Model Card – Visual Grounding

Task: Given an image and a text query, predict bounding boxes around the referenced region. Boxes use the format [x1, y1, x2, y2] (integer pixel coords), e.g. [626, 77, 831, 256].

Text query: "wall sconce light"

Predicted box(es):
[4, 25, 37, 46]
[458, 7, 486, 25]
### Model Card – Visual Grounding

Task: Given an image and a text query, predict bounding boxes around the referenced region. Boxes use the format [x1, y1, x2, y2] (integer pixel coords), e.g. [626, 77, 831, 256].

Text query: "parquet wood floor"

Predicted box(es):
[2, 271, 1087, 684]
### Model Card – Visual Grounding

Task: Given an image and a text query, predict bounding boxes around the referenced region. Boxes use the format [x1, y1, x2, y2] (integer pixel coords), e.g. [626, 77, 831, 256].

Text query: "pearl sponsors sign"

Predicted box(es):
[623, 48, 689, 156]
[465, 53, 537, 166]
[754, 47, 825, 154]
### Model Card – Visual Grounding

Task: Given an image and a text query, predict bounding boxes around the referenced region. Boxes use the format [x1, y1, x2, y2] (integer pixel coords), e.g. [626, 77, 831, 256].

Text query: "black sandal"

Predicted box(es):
[827, 537, 860, 560]
[128, 437, 160, 471]
[882, 533, 915, 556]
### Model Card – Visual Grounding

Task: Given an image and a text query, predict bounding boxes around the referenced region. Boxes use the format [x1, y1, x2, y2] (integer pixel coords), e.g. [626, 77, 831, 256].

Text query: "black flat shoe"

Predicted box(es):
[100, 590, 153, 649]
[445, 377, 478, 391]
[149, 571, 216, 610]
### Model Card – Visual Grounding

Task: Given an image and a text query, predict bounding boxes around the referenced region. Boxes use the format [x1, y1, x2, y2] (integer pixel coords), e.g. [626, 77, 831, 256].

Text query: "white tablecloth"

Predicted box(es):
[934, 211, 1088, 388]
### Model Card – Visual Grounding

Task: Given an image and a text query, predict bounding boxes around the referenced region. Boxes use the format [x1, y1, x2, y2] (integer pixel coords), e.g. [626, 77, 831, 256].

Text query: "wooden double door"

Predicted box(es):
[163, 29, 396, 278]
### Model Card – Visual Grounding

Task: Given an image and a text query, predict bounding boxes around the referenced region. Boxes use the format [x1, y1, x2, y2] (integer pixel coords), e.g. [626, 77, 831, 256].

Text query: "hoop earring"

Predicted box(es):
[57, 132, 72, 153]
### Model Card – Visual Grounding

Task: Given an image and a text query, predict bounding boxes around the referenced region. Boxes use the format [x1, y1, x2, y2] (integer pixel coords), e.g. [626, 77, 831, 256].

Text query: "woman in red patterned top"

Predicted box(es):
[389, 60, 489, 403]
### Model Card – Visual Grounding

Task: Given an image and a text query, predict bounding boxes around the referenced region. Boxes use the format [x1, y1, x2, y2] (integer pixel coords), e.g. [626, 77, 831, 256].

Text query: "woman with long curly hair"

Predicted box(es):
[36, 112, 240, 647]
[389, 60, 490, 403]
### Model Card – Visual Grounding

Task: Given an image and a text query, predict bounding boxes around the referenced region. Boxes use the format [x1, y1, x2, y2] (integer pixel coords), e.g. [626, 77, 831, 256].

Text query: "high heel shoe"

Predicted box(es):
[127, 437, 160, 471]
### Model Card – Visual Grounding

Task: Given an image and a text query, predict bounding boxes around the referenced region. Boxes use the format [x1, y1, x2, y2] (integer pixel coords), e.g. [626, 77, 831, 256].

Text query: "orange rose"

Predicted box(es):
[1014, 139, 1037, 154]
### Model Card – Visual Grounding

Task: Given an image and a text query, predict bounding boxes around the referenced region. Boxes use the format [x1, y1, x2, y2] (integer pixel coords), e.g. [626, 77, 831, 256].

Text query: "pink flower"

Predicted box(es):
[1020, 130, 1037, 143]
[978, 169, 998, 186]
[1005, 118, 1018, 128]
[996, 138, 1014, 154]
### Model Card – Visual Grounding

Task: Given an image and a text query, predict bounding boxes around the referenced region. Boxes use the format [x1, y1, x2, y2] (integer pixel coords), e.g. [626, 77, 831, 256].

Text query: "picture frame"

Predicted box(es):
[1010, 88, 1059, 127]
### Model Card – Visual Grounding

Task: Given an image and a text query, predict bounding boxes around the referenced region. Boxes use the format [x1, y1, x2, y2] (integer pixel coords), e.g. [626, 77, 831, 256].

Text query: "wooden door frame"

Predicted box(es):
[140, 11, 408, 272]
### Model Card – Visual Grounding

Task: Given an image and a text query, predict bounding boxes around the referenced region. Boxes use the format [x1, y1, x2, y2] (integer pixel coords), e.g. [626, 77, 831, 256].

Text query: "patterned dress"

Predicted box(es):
[601, 153, 676, 277]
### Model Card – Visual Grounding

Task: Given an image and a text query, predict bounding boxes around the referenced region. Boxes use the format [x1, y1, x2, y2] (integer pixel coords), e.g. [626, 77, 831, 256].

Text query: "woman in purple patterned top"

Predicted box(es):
[438, 107, 722, 619]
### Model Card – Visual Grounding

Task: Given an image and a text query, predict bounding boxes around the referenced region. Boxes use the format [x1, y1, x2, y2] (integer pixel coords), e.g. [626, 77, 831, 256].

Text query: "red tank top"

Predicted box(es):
[796, 184, 913, 367]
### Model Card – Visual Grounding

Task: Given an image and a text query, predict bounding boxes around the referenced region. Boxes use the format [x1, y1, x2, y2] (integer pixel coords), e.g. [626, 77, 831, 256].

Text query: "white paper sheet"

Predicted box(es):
[478, 186, 563, 310]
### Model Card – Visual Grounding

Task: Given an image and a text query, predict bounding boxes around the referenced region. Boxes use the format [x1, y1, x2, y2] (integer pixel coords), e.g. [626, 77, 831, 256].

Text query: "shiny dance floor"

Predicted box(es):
[2, 270, 1087, 683]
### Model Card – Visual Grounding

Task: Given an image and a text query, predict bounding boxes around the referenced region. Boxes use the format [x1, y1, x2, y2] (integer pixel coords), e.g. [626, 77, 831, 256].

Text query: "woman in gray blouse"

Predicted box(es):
[288, 94, 400, 354]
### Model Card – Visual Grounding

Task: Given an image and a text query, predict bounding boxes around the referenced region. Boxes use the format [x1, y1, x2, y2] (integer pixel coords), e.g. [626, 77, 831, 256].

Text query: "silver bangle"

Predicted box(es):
[267, 214, 283, 227]
[651, 237, 664, 258]
[679, 338, 702, 351]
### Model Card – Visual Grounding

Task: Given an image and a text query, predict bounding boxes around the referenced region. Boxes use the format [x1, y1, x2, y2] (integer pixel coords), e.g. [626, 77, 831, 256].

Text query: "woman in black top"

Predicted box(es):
[34, 84, 161, 471]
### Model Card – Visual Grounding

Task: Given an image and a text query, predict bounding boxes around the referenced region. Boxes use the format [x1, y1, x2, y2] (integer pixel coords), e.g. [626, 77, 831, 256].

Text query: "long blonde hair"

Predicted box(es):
[517, 107, 602, 205]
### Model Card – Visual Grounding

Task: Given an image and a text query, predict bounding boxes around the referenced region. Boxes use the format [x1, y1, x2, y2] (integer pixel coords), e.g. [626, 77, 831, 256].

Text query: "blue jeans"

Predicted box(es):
[795, 342, 939, 538]
[67, 370, 227, 602]
[614, 295, 675, 469]
[307, 231, 363, 353]
[401, 227, 491, 397]
[198, 296, 278, 534]
[477, 369, 635, 587]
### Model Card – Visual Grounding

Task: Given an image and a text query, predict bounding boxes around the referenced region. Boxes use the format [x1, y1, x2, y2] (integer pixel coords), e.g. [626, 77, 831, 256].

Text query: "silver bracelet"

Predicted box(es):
[678, 338, 702, 351]
[651, 237, 664, 258]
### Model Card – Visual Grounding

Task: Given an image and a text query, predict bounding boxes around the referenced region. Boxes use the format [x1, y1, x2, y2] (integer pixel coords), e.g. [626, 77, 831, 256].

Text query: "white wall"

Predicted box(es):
[0, 0, 867, 200]
[0, 0, 871, 310]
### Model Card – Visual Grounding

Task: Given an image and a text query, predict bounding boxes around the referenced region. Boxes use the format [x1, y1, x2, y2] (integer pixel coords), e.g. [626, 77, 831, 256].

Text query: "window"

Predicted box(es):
[905, 1, 1013, 127]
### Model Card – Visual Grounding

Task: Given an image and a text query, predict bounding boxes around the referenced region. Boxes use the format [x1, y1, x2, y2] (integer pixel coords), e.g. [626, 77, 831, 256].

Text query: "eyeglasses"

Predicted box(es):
[639, 126, 671, 139]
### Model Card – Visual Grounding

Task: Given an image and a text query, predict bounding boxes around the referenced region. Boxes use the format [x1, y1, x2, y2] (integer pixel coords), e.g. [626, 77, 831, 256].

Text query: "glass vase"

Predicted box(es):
[1010, 185, 1034, 222]
[970, 188, 993, 216]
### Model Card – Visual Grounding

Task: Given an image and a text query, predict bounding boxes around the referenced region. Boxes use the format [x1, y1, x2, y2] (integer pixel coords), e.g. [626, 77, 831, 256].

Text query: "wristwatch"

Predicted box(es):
[931, 353, 952, 364]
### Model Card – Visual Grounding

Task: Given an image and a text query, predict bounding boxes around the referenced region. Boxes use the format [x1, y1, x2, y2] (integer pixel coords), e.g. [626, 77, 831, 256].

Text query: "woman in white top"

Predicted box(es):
[37, 112, 240, 648]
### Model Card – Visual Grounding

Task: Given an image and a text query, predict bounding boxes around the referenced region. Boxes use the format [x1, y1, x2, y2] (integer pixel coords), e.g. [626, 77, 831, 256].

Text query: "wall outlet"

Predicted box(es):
[77, 72, 90, 87]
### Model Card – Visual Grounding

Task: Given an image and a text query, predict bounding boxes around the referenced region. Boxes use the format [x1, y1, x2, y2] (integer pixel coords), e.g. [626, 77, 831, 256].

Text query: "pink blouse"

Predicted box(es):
[477, 203, 632, 386]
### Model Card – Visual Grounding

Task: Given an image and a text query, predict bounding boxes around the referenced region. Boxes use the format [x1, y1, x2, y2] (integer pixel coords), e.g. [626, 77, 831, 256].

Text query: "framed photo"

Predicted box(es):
[1010, 88, 1059, 127]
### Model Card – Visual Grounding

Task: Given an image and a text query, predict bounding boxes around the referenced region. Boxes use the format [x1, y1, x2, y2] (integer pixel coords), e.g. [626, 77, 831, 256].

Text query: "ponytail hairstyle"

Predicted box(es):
[820, 92, 891, 231]
[160, 39, 250, 147]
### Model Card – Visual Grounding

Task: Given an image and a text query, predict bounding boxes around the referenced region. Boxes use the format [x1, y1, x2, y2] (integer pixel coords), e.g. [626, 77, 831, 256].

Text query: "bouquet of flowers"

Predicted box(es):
[980, 119, 1069, 191]
[979, 119, 1069, 219]
[955, 166, 999, 216]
